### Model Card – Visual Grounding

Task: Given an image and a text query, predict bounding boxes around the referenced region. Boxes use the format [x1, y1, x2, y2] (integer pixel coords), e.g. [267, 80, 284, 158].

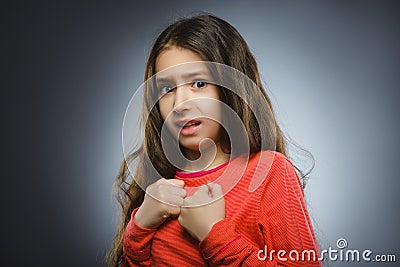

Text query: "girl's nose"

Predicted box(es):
[173, 84, 191, 113]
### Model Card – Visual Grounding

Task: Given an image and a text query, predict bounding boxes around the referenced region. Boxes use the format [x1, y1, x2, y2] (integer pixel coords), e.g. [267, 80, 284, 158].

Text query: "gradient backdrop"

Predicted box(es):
[4, 1, 399, 266]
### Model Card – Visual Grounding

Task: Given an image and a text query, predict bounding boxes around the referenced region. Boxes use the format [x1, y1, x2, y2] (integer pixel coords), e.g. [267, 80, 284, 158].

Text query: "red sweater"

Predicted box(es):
[123, 150, 321, 266]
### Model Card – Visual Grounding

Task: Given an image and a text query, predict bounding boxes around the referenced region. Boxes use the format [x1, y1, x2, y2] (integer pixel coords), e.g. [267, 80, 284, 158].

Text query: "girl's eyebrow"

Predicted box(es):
[156, 70, 210, 83]
[155, 77, 173, 84]
[180, 70, 210, 79]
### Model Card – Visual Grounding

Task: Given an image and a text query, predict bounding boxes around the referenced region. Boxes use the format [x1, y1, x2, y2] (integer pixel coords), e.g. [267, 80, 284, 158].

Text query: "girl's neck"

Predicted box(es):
[181, 143, 231, 173]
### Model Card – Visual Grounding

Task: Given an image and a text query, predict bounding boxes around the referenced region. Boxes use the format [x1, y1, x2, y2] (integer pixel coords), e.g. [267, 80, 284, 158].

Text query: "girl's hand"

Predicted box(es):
[178, 182, 225, 241]
[134, 178, 187, 229]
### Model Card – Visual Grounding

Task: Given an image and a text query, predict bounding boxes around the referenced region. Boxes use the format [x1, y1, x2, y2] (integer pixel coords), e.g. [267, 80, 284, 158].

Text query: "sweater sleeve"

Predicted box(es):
[122, 207, 157, 267]
[199, 154, 322, 266]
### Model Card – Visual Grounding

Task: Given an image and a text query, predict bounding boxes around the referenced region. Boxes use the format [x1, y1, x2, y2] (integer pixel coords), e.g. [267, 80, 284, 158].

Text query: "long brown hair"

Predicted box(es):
[107, 13, 312, 266]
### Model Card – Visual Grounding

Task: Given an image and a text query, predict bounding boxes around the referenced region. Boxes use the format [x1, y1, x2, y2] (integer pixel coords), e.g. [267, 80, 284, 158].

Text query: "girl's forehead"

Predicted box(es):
[155, 46, 204, 73]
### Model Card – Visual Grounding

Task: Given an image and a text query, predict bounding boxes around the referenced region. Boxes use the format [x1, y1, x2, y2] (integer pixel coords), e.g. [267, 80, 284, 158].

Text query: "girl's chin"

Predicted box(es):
[179, 143, 201, 153]
[179, 141, 216, 154]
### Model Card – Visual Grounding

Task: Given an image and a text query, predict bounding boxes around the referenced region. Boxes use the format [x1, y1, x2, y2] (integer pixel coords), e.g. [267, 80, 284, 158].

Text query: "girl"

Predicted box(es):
[108, 14, 321, 266]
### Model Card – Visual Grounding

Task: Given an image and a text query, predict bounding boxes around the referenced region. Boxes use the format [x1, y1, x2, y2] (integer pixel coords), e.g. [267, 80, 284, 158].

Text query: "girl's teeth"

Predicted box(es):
[183, 122, 198, 128]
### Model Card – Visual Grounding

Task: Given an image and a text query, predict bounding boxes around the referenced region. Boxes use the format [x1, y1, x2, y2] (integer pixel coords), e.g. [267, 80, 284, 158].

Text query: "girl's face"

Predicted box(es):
[156, 46, 222, 153]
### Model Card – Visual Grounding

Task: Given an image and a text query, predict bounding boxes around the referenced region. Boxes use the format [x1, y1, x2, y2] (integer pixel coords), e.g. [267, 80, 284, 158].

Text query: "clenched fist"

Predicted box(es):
[178, 182, 225, 241]
[134, 178, 187, 229]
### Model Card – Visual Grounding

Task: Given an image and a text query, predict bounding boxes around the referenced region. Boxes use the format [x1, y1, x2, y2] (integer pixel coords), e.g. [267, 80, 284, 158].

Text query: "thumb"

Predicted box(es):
[208, 182, 223, 198]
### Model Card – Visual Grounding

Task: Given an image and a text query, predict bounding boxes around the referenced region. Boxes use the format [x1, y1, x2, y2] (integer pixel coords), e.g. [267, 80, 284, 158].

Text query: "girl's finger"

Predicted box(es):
[171, 187, 187, 198]
[165, 179, 185, 187]
[163, 206, 181, 217]
[167, 195, 185, 207]
[193, 184, 209, 196]
[209, 183, 223, 198]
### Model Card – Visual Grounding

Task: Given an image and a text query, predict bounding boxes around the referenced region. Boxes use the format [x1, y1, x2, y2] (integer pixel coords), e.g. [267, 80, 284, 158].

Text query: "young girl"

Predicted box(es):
[108, 14, 321, 266]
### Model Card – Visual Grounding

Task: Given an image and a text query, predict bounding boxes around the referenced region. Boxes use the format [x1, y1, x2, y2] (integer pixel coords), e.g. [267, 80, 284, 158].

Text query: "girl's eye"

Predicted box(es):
[192, 81, 208, 89]
[159, 85, 175, 96]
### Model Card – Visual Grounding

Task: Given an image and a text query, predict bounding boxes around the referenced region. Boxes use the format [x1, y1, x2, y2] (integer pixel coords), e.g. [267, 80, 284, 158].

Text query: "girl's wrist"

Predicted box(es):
[198, 219, 223, 241]
[134, 205, 158, 229]
[133, 207, 148, 228]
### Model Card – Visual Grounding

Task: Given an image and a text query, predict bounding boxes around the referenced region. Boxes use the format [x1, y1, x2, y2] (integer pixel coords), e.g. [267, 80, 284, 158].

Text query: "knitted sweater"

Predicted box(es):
[123, 150, 321, 266]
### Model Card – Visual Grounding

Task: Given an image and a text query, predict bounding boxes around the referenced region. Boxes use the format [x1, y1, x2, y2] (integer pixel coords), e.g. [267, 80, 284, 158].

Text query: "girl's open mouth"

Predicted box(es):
[182, 120, 201, 128]
[177, 120, 202, 135]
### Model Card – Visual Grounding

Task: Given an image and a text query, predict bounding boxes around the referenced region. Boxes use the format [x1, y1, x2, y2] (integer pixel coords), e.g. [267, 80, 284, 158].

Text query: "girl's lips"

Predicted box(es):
[175, 119, 202, 128]
[178, 120, 202, 136]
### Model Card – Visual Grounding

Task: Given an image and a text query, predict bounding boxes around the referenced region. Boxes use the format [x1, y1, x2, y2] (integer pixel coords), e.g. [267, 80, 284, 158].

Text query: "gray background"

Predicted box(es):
[3, 1, 399, 266]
